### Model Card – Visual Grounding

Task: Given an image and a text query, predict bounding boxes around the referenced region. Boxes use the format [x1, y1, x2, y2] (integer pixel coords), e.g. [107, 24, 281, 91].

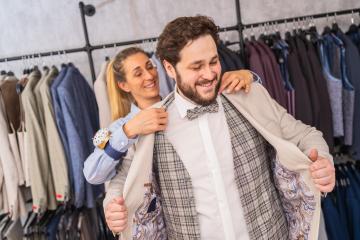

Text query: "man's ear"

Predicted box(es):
[163, 60, 176, 80]
[117, 81, 131, 93]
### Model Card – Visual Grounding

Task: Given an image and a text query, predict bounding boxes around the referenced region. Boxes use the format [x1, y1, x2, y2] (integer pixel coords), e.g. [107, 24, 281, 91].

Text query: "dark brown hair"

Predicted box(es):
[156, 15, 219, 66]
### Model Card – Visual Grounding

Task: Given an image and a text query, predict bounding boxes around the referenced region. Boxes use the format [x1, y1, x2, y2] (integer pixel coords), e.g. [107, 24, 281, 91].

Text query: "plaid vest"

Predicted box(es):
[152, 94, 289, 239]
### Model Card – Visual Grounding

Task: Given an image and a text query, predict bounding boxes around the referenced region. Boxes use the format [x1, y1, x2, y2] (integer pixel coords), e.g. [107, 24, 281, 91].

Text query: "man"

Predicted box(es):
[104, 16, 335, 240]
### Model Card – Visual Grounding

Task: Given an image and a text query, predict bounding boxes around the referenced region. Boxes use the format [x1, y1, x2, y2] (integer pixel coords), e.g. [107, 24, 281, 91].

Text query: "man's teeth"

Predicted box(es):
[199, 81, 213, 87]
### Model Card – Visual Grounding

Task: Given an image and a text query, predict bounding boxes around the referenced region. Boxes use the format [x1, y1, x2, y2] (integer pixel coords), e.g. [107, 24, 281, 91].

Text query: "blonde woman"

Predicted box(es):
[84, 47, 254, 184]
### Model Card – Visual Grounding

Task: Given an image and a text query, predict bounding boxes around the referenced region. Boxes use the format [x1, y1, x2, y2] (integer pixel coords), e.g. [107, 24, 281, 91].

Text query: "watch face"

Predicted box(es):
[93, 128, 110, 147]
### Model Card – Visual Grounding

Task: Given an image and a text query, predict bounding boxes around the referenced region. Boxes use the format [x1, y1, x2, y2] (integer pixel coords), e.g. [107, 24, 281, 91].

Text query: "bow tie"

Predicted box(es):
[186, 102, 219, 120]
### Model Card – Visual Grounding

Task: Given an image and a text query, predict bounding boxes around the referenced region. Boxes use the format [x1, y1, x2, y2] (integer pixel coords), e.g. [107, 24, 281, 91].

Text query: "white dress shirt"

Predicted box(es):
[165, 89, 250, 240]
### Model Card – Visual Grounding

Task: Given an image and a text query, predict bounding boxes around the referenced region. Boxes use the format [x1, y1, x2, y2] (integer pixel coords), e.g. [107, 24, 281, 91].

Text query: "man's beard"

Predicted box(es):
[175, 69, 220, 106]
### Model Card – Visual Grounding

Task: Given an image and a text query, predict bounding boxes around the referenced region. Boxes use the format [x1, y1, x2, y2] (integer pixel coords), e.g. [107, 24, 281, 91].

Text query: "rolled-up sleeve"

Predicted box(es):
[83, 105, 140, 184]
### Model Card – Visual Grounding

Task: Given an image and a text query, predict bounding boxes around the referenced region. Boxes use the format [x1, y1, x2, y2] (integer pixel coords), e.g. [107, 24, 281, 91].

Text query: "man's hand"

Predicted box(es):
[308, 149, 336, 193]
[219, 70, 253, 94]
[105, 196, 128, 234]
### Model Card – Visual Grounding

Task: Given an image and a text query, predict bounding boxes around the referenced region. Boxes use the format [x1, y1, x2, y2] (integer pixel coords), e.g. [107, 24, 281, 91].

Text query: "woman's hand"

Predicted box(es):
[219, 70, 254, 94]
[123, 108, 168, 138]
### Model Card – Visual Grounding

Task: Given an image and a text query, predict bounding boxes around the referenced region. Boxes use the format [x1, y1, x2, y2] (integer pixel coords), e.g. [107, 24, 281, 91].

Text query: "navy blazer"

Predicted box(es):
[54, 66, 103, 208]
[337, 32, 360, 159]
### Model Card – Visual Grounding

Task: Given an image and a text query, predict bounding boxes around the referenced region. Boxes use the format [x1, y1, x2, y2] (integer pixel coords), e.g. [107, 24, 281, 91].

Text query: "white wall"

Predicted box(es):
[1, 0, 359, 81]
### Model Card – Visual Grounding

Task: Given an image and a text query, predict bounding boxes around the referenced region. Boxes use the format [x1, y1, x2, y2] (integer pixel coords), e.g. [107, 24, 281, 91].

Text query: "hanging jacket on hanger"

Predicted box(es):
[0, 82, 26, 221]
[0, 79, 25, 186]
[51, 66, 74, 191]
[319, 35, 344, 138]
[346, 25, 360, 53]
[286, 36, 314, 126]
[273, 39, 296, 117]
[39, 66, 70, 203]
[21, 68, 58, 213]
[33, 67, 50, 129]
[249, 40, 284, 108]
[245, 41, 268, 88]
[257, 40, 288, 109]
[337, 31, 360, 158]
[305, 40, 334, 151]
[331, 33, 355, 146]
[294, 36, 322, 129]
[218, 42, 244, 70]
[94, 60, 111, 129]
[54, 66, 103, 208]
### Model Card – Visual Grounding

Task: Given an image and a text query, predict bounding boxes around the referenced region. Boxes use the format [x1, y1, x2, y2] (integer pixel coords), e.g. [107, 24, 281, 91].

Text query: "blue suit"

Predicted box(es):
[51, 67, 74, 190]
[53, 66, 103, 208]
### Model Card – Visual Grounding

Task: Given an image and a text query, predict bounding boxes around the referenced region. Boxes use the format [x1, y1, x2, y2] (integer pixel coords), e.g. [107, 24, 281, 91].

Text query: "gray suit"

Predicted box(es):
[21, 69, 57, 212]
[39, 66, 70, 202]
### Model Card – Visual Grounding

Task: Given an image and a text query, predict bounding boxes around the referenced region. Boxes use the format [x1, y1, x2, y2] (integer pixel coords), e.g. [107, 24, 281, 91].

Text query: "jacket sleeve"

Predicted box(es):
[257, 83, 333, 163]
[102, 149, 133, 209]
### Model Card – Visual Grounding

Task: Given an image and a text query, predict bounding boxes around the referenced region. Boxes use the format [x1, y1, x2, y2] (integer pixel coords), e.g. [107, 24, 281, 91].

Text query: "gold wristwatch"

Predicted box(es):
[93, 128, 112, 149]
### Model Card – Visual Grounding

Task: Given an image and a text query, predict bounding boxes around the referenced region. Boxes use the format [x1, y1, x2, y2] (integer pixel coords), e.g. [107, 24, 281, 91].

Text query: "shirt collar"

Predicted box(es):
[128, 103, 140, 118]
[174, 86, 221, 119]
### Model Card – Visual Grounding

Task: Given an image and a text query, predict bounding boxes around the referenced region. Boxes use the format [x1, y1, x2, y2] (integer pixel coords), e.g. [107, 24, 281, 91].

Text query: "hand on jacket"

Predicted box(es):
[308, 149, 336, 193]
[105, 196, 128, 234]
[123, 108, 168, 138]
[219, 69, 254, 94]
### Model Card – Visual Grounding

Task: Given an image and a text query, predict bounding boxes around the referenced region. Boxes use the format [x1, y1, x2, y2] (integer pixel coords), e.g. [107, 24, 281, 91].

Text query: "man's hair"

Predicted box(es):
[156, 15, 219, 66]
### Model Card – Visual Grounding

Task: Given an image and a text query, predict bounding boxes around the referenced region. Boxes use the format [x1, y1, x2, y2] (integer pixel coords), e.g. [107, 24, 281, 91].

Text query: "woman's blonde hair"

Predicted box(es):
[106, 47, 147, 120]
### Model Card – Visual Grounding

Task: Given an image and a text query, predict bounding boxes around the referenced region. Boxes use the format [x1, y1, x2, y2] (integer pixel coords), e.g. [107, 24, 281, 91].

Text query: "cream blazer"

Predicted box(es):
[104, 83, 332, 240]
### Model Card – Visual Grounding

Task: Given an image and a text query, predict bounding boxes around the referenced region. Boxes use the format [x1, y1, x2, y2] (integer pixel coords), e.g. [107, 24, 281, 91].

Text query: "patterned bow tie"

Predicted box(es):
[186, 102, 219, 120]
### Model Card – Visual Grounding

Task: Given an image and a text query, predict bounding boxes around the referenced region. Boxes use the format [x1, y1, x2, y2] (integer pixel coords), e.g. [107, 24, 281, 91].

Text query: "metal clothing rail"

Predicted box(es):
[0, 1, 242, 82]
[0, 1, 359, 81]
[242, 8, 360, 29]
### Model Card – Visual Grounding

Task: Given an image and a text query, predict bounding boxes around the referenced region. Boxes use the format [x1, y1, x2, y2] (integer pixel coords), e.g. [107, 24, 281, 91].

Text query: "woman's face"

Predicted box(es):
[118, 52, 160, 103]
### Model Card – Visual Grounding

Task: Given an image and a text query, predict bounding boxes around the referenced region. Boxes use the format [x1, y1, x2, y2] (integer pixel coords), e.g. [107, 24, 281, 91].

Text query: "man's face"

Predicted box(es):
[171, 35, 222, 106]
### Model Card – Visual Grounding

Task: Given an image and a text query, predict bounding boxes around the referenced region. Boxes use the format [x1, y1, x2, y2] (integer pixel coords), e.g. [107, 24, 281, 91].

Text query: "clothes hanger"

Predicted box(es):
[297, 18, 308, 39]
[284, 20, 293, 41]
[274, 21, 282, 41]
[323, 14, 332, 35]
[265, 22, 278, 46]
[36, 53, 49, 72]
[301, 17, 317, 43]
[292, 18, 300, 36]
[58, 51, 67, 68]
[243, 26, 250, 44]
[22, 56, 30, 75]
[1, 59, 8, 76]
[331, 13, 340, 33]
[259, 23, 275, 47]
[308, 16, 317, 33]
[285, 18, 300, 41]
[347, 11, 359, 34]
[0, 59, 7, 76]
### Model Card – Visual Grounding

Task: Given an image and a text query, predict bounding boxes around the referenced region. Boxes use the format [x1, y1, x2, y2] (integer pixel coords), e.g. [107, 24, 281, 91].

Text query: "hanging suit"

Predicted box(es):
[21, 69, 57, 212]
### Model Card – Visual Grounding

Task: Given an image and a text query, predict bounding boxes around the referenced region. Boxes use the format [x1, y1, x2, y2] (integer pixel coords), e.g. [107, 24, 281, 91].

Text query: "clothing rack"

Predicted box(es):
[0, 1, 359, 81]
[0, 1, 242, 82]
[242, 8, 360, 29]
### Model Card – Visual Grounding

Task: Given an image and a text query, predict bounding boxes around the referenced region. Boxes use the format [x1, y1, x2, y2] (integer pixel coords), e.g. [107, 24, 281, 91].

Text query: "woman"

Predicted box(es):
[84, 47, 255, 184]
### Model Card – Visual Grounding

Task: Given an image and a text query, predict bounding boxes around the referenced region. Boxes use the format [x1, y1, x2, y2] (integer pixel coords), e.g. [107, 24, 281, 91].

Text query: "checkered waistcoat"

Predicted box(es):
[152, 94, 288, 239]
